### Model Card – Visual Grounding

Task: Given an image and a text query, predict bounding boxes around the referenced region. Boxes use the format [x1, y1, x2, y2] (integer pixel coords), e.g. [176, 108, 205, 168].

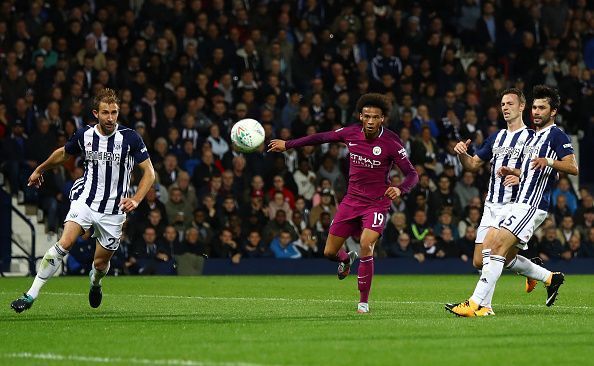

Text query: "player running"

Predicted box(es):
[446, 85, 577, 317]
[11, 88, 155, 313]
[450, 88, 555, 316]
[268, 93, 419, 313]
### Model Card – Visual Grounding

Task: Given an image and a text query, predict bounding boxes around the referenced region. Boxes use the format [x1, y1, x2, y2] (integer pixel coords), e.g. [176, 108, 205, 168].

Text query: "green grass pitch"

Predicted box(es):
[1, 274, 593, 366]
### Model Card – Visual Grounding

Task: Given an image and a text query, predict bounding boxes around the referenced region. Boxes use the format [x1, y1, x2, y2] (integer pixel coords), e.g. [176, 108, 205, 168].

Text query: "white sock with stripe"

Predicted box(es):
[480, 249, 494, 308]
[26, 243, 68, 299]
[507, 255, 551, 282]
[471, 255, 505, 306]
[90, 262, 110, 287]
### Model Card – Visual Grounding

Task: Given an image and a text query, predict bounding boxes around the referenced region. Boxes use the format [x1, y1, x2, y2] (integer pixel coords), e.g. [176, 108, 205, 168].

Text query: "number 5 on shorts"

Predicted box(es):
[504, 215, 517, 227]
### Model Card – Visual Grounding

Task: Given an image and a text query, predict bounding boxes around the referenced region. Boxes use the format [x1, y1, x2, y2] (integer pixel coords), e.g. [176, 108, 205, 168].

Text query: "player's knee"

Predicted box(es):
[323, 247, 337, 259]
[93, 259, 109, 272]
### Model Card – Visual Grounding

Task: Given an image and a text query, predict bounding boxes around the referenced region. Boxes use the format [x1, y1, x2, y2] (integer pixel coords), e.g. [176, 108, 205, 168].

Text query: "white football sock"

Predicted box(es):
[90, 262, 110, 287]
[507, 255, 551, 282]
[471, 255, 505, 305]
[26, 243, 68, 299]
[480, 249, 494, 308]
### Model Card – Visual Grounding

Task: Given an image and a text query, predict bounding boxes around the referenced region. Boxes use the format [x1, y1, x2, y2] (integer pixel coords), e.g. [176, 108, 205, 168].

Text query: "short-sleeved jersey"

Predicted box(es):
[64, 124, 149, 214]
[286, 125, 418, 210]
[516, 124, 574, 211]
[476, 127, 534, 204]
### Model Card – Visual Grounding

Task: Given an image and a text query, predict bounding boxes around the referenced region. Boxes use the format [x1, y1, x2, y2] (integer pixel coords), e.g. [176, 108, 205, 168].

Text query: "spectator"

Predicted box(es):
[293, 159, 316, 201]
[457, 226, 477, 262]
[241, 230, 270, 258]
[165, 187, 193, 233]
[207, 123, 229, 160]
[552, 178, 578, 214]
[267, 175, 296, 209]
[433, 211, 460, 241]
[539, 227, 569, 261]
[581, 228, 594, 258]
[176, 227, 207, 275]
[212, 228, 241, 264]
[309, 188, 337, 228]
[418, 233, 439, 260]
[267, 190, 293, 221]
[458, 206, 481, 238]
[293, 227, 321, 258]
[169, 171, 198, 210]
[455, 172, 480, 210]
[556, 215, 579, 246]
[410, 209, 431, 245]
[133, 227, 174, 275]
[262, 209, 297, 245]
[429, 175, 463, 221]
[157, 153, 181, 189]
[270, 229, 302, 259]
[436, 227, 460, 259]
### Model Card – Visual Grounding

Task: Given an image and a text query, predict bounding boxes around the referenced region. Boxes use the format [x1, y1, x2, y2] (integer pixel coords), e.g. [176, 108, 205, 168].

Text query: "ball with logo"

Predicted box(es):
[230, 118, 265, 153]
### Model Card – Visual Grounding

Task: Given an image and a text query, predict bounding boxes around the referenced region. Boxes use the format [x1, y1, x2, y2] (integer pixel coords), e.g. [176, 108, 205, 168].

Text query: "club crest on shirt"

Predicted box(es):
[373, 146, 382, 155]
[114, 143, 121, 150]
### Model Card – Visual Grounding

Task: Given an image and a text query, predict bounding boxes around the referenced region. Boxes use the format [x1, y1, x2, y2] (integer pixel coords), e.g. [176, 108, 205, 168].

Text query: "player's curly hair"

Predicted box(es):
[93, 88, 120, 110]
[532, 85, 560, 111]
[355, 93, 390, 116]
[499, 87, 526, 105]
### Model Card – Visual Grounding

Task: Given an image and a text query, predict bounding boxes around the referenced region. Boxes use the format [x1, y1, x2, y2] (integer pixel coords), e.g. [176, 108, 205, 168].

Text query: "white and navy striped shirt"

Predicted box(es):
[516, 124, 574, 211]
[65, 124, 150, 214]
[476, 127, 534, 204]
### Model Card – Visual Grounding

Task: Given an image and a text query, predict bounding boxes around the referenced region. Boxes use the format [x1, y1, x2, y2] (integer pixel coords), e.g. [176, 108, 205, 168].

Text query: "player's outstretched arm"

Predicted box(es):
[267, 139, 287, 152]
[531, 154, 578, 175]
[28, 147, 71, 188]
[269, 130, 343, 152]
[454, 139, 483, 172]
[120, 159, 155, 213]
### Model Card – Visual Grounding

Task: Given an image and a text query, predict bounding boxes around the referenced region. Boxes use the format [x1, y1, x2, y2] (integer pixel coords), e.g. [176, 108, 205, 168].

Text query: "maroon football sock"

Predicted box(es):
[336, 248, 349, 263]
[358, 256, 374, 303]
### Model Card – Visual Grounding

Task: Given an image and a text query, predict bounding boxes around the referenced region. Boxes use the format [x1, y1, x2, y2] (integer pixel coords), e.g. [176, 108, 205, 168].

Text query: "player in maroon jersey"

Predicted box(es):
[268, 93, 418, 313]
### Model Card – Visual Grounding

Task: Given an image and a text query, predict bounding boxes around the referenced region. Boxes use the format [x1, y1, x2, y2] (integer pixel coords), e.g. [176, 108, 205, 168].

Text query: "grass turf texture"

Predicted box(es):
[1, 274, 593, 366]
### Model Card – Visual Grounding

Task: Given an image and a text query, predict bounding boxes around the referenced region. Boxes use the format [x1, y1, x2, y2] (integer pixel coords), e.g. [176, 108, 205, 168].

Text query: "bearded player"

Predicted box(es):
[449, 88, 557, 316]
[447, 85, 577, 316]
[268, 93, 418, 313]
[11, 88, 155, 313]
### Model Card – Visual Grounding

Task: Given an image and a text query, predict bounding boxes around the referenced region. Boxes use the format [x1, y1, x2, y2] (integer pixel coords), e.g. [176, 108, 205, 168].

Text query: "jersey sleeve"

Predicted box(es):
[130, 131, 150, 163]
[393, 141, 419, 194]
[552, 128, 574, 159]
[64, 127, 86, 155]
[475, 132, 497, 161]
[285, 127, 346, 149]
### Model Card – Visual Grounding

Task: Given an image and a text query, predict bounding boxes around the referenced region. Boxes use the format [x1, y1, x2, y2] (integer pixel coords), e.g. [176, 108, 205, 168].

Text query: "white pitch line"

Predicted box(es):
[3, 352, 273, 366]
[1, 291, 591, 310]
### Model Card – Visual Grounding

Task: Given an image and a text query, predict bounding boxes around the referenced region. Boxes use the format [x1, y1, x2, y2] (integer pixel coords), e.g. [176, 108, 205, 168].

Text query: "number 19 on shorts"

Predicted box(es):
[372, 212, 384, 228]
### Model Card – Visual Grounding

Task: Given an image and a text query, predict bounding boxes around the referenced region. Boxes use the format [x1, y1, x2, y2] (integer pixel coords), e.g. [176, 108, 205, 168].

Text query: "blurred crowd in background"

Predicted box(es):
[1, 0, 594, 275]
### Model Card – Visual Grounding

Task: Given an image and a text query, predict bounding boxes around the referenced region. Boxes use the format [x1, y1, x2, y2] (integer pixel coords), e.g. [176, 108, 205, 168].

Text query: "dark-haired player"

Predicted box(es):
[269, 93, 419, 313]
[447, 85, 578, 317]
[11, 88, 155, 313]
[449, 88, 554, 316]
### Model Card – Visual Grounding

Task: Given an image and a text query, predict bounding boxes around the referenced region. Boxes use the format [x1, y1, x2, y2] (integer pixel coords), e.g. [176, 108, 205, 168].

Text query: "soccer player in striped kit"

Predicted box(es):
[447, 85, 578, 317]
[268, 93, 419, 313]
[447, 88, 555, 316]
[11, 88, 155, 313]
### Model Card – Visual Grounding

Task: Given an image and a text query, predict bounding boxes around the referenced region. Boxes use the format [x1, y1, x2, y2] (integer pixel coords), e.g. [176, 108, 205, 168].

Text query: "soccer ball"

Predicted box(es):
[230, 118, 265, 153]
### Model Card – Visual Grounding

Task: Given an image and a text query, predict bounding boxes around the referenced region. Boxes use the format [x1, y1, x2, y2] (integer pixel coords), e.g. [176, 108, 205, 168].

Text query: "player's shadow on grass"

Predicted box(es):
[1, 312, 362, 324]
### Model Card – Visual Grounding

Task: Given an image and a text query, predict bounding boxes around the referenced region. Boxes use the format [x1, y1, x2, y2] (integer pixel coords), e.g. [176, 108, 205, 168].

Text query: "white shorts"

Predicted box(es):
[65, 200, 126, 251]
[499, 203, 548, 250]
[476, 202, 510, 244]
